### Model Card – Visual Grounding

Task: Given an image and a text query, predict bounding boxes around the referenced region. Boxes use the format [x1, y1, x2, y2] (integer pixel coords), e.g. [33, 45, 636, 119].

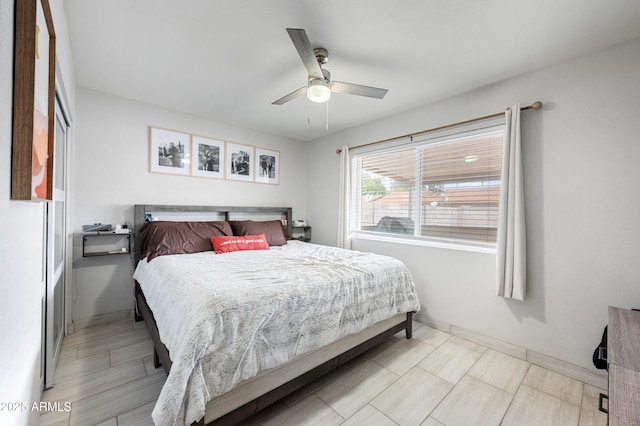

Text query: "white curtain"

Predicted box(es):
[496, 103, 527, 301]
[337, 146, 351, 249]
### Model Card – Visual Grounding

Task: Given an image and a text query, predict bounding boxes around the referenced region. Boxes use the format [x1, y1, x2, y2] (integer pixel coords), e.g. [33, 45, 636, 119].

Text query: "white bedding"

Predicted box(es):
[133, 240, 420, 426]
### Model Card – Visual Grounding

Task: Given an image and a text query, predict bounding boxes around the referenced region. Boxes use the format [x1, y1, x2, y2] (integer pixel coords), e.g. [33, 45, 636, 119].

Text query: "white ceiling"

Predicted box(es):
[63, 0, 640, 142]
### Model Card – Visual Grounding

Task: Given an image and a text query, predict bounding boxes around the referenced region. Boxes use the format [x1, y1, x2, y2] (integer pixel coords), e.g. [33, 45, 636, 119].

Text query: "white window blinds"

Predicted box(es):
[349, 124, 504, 248]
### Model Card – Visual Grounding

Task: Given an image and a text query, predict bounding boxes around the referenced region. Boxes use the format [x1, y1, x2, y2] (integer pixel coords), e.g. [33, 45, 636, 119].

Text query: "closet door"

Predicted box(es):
[44, 96, 68, 389]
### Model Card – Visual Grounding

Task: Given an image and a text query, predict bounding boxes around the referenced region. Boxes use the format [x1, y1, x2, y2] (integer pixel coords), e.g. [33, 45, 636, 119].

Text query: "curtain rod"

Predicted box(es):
[335, 101, 543, 154]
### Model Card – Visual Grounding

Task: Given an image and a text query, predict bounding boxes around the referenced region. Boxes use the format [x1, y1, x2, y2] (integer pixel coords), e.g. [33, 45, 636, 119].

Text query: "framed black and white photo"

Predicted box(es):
[150, 127, 191, 175]
[226, 142, 254, 182]
[192, 135, 224, 179]
[255, 147, 279, 185]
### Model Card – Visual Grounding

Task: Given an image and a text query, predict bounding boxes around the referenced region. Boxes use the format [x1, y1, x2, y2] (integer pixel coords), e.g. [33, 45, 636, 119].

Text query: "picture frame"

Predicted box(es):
[192, 135, 225, 179]
[254, 147, 280, 185]
[11, 0, 56, 200]
[225, 142, 254, 182]
[149, 127, 191, 176]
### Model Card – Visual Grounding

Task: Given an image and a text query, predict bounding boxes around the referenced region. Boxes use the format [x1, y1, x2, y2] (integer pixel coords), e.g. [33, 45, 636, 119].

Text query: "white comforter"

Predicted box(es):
[133, 241, 420, 425]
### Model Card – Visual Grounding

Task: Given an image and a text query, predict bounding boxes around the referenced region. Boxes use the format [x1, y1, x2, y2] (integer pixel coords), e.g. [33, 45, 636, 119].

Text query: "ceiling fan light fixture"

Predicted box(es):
[307, 78, 331, 103]
[273, 29, 387, 106]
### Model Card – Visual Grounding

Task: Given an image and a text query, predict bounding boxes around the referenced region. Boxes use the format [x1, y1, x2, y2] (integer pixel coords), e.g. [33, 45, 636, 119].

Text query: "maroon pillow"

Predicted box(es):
[210, 234, 270, 254]
[230, 220, 287, 246]
[139, 221, 233, 261]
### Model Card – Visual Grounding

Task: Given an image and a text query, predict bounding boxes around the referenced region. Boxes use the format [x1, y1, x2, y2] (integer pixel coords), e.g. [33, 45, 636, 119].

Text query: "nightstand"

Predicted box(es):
[82, 231, 132, 257]
[291, 226, 311, 242]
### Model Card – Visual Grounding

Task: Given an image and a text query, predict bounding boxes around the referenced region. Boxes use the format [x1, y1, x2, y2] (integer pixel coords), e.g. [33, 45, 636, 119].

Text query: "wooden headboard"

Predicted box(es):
[133, 204, 293, 262]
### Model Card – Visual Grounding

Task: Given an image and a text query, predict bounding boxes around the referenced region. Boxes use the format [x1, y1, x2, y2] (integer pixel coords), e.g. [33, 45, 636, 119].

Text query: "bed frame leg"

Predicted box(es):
[405, 312, 414, 339]
[154, 349, 162, 369]
[134, 295, 144, 322]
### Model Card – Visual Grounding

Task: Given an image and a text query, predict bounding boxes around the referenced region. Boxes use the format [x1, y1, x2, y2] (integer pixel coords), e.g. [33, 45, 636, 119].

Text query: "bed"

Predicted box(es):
[132, 205, 420, 426]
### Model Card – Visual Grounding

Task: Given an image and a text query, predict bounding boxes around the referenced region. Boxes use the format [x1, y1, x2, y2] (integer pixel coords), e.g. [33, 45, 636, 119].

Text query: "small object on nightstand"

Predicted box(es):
[82, 223, 112, 232]
[114, 224, 131, 234]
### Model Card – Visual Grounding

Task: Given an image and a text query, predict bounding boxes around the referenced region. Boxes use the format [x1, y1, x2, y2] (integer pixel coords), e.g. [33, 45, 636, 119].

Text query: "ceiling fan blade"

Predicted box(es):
[331, 81, 388, 99]
[272, 86, 307, 105]
[286, 28, 324, 80]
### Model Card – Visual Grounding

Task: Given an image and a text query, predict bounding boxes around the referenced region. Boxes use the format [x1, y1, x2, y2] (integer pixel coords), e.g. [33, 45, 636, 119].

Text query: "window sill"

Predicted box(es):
[350, 232, 497, 254]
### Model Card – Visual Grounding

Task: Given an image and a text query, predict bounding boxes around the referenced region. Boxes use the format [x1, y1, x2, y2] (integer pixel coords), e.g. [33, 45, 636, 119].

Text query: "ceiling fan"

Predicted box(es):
[272, 28, 388, 105]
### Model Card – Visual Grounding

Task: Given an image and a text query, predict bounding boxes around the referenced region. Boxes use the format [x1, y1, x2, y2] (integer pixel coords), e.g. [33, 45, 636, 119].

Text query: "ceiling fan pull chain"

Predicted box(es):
[307, 97, 311, 125]
[326, 101, 329, 131]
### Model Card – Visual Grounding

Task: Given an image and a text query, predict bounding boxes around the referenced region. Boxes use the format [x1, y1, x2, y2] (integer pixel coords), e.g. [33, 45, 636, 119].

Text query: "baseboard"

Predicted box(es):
[526, 350, 607, 390]
[419, 318, 607, 390]
[71, 309, 134, 331]
[450, 325, 528, 360]
[419, 317, 451, 334]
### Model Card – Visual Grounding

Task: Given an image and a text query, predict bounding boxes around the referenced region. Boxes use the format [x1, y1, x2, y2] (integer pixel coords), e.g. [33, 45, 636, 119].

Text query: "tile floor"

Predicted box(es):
[40, 319, 608, 425]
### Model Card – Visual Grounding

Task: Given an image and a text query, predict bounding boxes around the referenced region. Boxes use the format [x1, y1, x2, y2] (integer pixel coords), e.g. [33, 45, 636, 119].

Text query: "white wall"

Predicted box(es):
[70, 88, 308, 320]
[305, 38, 640, 371]
[0, 0, 75, 424]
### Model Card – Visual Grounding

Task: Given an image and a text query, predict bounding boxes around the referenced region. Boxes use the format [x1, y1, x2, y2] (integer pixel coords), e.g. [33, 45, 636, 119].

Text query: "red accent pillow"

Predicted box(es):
[210, 234, 270, 254]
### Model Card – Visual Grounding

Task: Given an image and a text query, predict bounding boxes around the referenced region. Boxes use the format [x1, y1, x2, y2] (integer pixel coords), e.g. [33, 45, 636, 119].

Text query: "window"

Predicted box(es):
[349, 123, 505, 249]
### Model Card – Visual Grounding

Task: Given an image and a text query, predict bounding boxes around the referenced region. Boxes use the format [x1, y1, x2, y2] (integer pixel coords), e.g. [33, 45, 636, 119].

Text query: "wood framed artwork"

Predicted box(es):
[149, 127, 191, 176]
[11, 0, 56, 200]
[255, 147, 280, 185]
[226, 142, 254, 182]
[192, 135, 225, 179]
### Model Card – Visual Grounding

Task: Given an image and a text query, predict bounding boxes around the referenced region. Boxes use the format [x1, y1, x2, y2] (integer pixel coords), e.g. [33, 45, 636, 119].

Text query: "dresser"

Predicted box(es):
[604, 306, 640, 425]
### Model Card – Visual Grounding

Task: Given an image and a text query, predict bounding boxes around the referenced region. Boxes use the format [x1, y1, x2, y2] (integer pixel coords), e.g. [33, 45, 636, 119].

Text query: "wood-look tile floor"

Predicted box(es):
[40, 319, 608, 426]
